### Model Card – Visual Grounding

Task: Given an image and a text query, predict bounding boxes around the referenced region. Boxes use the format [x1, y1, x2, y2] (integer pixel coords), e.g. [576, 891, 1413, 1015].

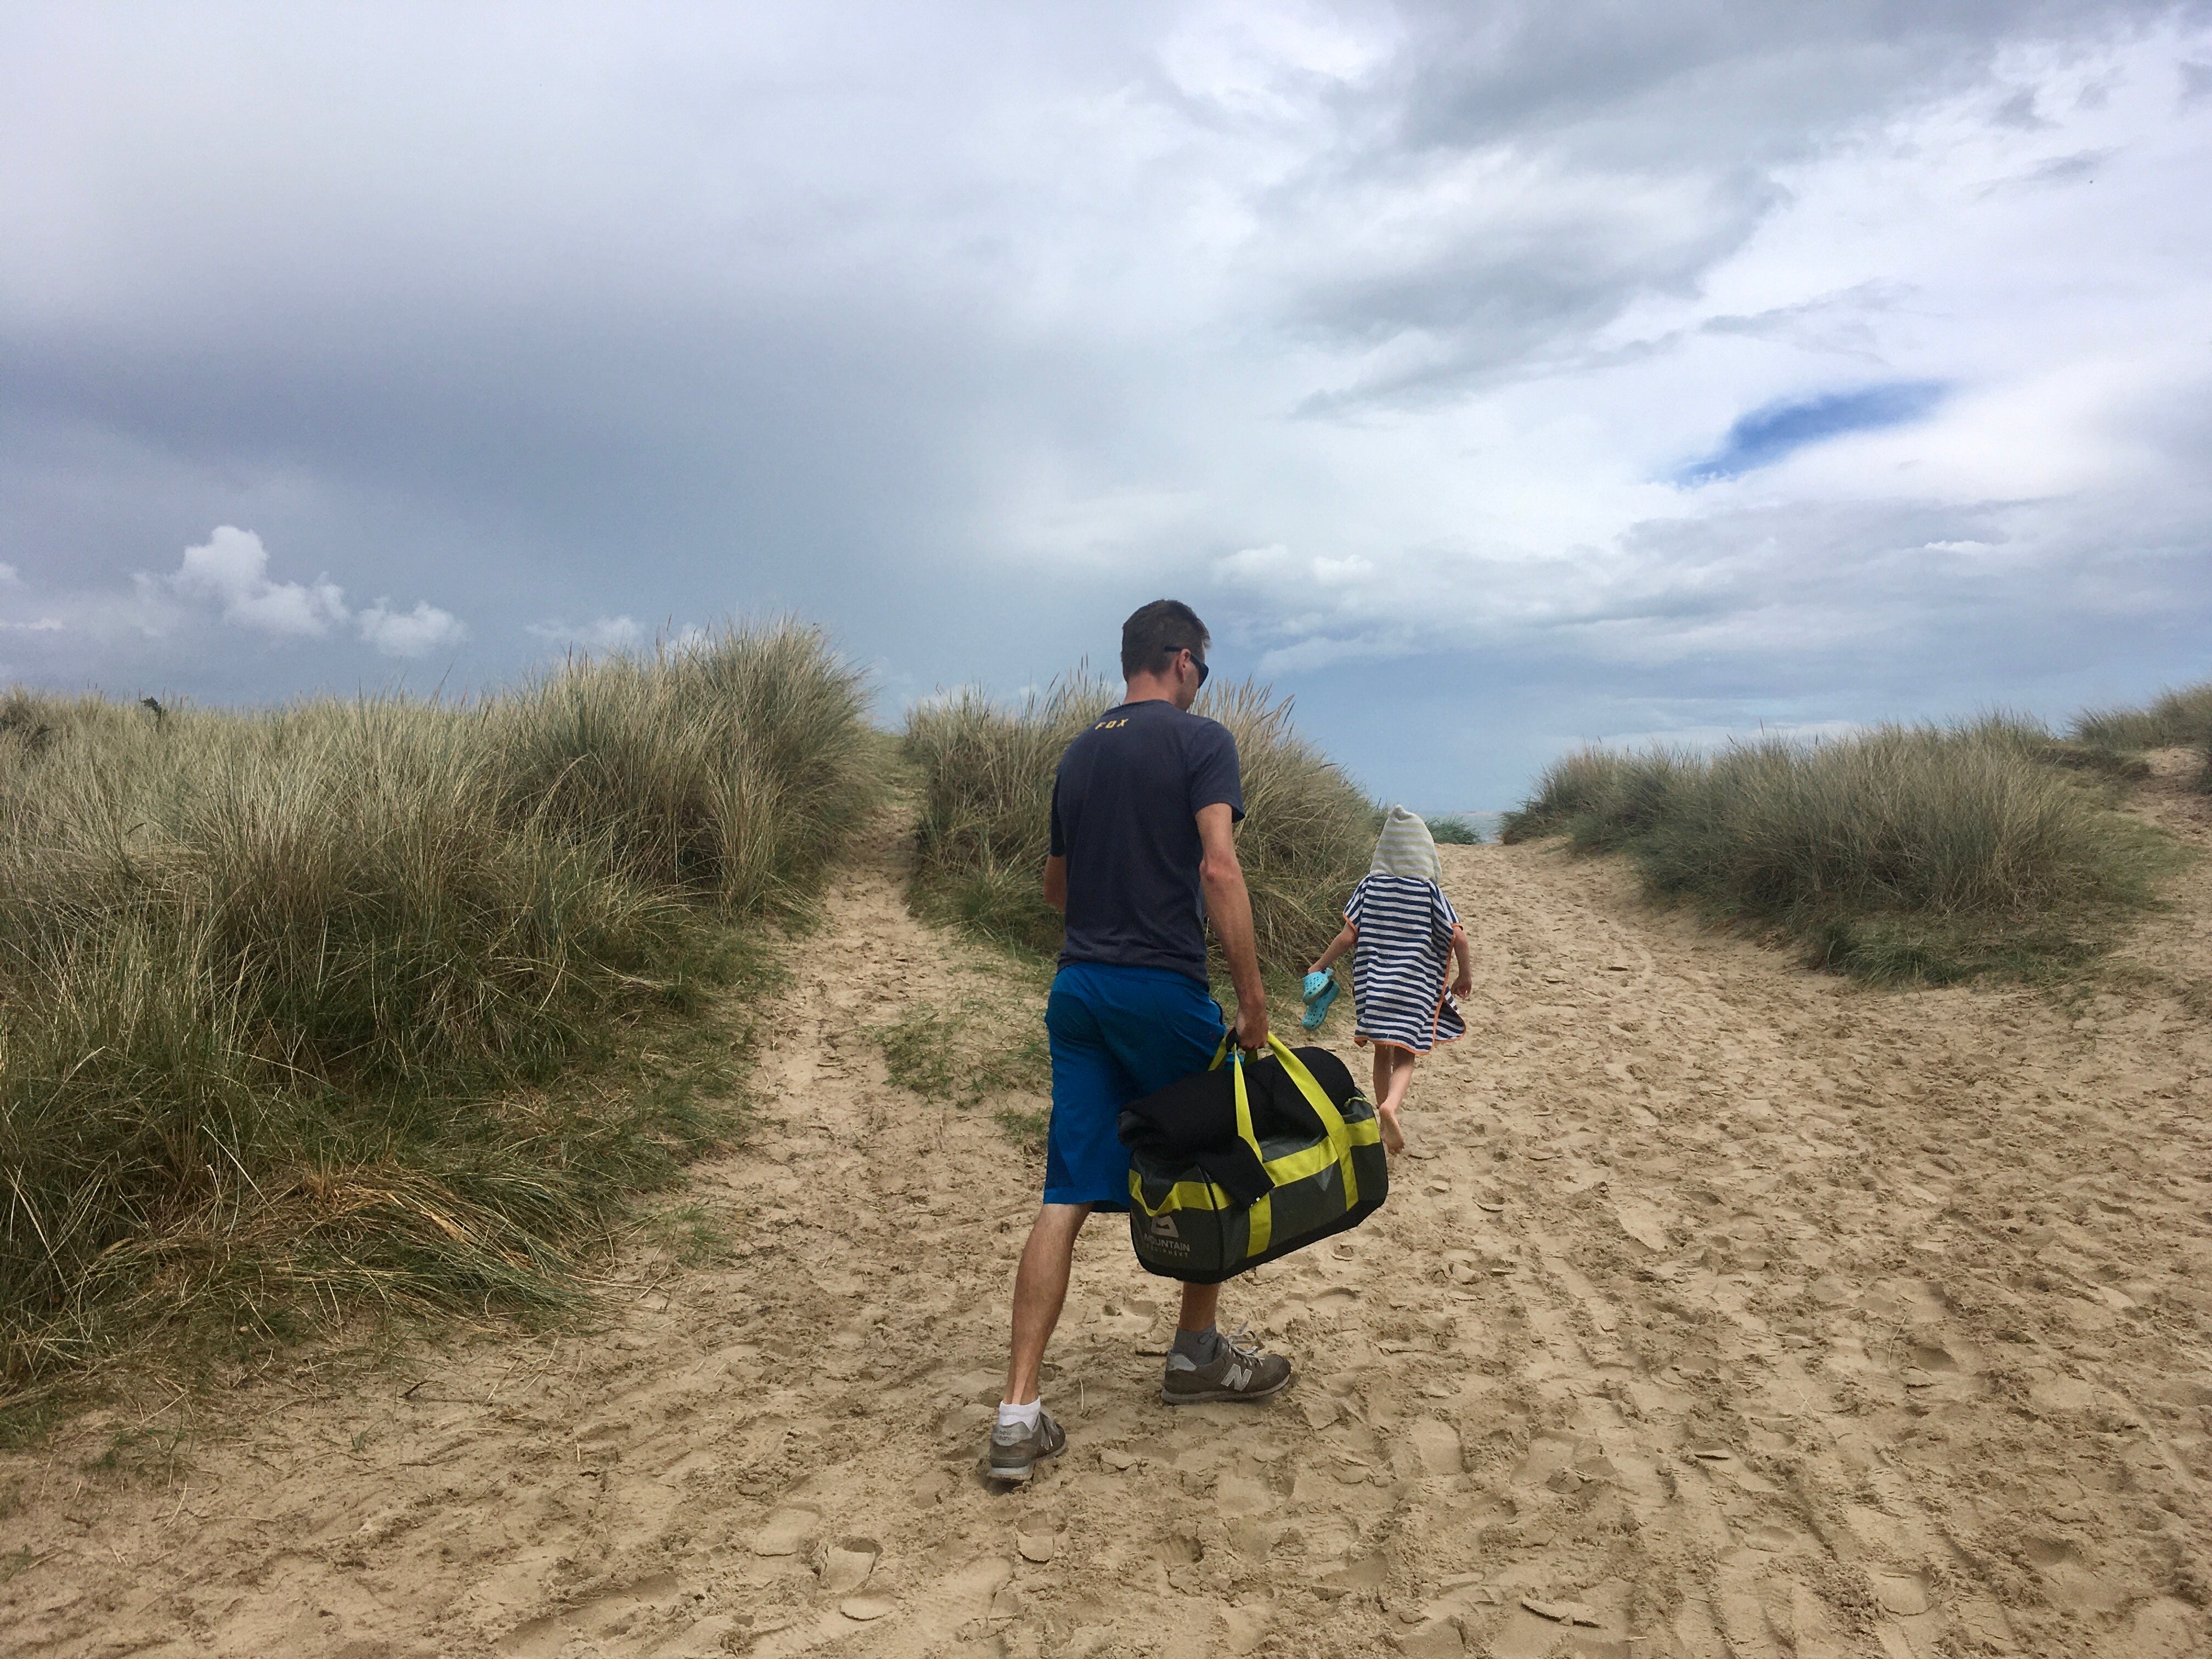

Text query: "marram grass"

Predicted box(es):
[0, 622, 875, 1402]
[1499, 715, 2169, 983]
[2069, 680, 2212, 794]
[902, 672, 1374, 978]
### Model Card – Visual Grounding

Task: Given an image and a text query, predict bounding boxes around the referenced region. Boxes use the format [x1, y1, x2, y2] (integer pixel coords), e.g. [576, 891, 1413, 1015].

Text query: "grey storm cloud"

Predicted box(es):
[3, 1, 2209, 806]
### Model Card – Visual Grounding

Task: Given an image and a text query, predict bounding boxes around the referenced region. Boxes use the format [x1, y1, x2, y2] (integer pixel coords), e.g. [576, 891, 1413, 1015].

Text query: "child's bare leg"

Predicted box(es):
[1372, 1047, 1409, 1155]
[1362, 1044, 1398, 1150]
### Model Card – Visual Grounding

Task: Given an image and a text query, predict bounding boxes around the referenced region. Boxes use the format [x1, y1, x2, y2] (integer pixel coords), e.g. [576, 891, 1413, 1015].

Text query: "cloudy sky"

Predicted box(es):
[4, 2, 2209, 806]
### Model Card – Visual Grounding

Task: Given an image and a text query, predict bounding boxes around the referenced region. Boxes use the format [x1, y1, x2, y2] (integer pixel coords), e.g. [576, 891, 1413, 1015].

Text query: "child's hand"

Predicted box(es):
[1451, 971, 1472, 1000]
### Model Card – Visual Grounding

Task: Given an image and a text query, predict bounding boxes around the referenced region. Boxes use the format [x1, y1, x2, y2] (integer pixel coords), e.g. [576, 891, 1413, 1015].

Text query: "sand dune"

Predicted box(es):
[5, 765, 2209, 1658]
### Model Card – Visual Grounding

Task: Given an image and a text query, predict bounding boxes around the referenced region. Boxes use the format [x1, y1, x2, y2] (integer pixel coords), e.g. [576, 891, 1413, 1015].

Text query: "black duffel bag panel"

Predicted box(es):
[1123, 1035, 1389, 1285]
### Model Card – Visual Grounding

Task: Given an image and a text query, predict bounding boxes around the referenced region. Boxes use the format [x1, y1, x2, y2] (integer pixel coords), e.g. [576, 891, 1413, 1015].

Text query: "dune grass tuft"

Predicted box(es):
[2069, 683, 2212, 752]
[1426, 815, 1483, 845]
[903, 673, 1374, 977]
[0, 623, 874, 1403]
[2069, 681, 2212, 794]
[1500, 716, 2166, 982]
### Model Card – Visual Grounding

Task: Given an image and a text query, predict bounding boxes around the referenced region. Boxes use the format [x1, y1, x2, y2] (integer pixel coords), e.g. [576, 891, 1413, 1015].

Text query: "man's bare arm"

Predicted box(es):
[1197, 803, 1268, 1049]
[1043, 854, 1067, 914]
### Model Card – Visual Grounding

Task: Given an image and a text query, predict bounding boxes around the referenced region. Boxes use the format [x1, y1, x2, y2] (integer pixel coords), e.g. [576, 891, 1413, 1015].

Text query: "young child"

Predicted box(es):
[1308, 806, 1472, 1155]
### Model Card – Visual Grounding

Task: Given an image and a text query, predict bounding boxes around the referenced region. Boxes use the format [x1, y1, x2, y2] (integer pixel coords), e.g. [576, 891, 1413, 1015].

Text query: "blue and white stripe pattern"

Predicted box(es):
[1345, 872, 1464, 1054]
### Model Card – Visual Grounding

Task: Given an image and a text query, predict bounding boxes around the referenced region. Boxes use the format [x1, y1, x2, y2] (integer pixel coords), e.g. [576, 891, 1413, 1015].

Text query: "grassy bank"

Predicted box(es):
[904, 673, 1374, 977]
[2070, 681, 2212, 793]
[1499, 717, 2166, 982]
[0, 623, 875, 1405]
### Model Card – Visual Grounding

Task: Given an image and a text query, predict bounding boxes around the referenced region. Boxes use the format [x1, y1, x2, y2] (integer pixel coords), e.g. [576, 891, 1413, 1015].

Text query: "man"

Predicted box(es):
[986, 599, 1293, 1485]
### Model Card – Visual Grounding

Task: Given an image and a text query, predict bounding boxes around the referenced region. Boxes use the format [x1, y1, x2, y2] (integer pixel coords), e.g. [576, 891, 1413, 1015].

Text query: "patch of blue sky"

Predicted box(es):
[1675, 381, 1949, 484]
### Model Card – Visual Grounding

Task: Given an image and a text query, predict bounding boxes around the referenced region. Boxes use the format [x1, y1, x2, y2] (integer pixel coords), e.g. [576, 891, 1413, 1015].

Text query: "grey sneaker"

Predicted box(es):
[985, 1409, 1066, 1484]
[1161, 1325, 1293, 1406]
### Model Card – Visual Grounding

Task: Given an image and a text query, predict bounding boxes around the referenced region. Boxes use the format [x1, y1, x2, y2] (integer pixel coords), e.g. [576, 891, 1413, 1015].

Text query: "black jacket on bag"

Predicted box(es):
[1117, 1045, 1359, 1205]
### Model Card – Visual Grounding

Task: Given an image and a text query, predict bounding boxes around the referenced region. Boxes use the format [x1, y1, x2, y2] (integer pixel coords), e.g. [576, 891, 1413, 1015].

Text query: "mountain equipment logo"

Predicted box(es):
[1139, 1209, 1192, 1259]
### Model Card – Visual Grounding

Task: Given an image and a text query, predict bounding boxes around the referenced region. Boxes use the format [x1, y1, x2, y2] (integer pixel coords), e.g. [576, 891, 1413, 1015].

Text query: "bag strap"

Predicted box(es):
[1217, 1044, 1267, 1171]
[1207, 1032, 1359, 1207]
[1261, 1033, 1359, 1209]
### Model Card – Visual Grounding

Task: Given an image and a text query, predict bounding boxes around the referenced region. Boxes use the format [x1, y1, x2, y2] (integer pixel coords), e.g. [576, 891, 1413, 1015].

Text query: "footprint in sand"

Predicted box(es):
[751, 1508, 819, 1558]
[1093, 1300, 1154, 1341]
[820, 1537, 878, 1594]
[1409, 1417, 1464, 1476]
[1512, 1434, 1577, 1486]
[1868, 1568, 1932, 1617]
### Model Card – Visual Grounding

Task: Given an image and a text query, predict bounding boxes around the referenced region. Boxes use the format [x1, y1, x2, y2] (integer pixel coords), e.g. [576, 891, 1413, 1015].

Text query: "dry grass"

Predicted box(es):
[902, 673, 1374, 977]
[2069, 683, 2212, 752]
[2069, 682, 2212, 794]
[1500, 716, 2168, 982]
[0, 623, 875, 1406]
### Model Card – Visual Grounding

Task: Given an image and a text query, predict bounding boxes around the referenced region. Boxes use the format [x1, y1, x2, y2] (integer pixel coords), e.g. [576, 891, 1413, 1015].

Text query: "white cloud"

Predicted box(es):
[525, 616, 645, 651]
[0, 562, 18, 585]
[97, 526, 470, 657]
[3, 7, 2208, 807]
[357, 598, 467, 657]
[170, 526, 349, 637]
[1173, 24, 2212, 702]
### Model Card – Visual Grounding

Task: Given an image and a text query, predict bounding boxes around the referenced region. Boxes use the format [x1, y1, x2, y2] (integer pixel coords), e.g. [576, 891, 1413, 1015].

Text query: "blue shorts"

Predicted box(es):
[1043, 962, 1227, 1211]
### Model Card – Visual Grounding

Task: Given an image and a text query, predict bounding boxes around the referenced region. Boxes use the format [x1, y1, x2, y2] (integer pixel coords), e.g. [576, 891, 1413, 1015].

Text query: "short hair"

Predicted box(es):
[1120, 599, 1211, 680]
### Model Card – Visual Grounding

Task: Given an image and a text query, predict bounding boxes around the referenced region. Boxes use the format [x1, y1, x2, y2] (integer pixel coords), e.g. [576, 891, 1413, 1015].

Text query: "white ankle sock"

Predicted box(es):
[996, 1398, 1042, 1430]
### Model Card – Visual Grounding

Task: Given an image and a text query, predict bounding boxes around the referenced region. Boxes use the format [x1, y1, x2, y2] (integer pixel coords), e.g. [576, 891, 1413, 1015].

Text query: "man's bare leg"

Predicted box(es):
[1177, 1279, 1221, 1335]
[1002, 1202, 1091, 1406]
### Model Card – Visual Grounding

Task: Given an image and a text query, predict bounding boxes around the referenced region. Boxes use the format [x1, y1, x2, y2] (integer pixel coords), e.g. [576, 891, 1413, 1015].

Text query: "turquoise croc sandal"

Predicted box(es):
[1301, 970, 1340, 1031]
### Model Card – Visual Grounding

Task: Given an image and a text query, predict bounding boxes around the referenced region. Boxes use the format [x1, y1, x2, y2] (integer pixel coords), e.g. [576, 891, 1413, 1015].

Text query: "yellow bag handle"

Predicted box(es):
[1207, 1033, 1361, 1233]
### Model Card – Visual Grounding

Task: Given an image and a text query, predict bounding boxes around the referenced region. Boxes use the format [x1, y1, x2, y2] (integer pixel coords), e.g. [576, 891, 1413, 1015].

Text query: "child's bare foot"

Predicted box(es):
[1377, 1102, 1406, 1156]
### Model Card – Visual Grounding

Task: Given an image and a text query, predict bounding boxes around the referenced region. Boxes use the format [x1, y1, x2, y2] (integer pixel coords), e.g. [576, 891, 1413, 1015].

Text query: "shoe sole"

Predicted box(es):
[1160, 1374, 1293, 1406]
[983, 1444, 1063, 1484]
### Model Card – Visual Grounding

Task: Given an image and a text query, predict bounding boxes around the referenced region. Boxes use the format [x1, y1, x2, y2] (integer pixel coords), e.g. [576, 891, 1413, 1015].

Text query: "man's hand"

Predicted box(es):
[1234, 999, 1270, 1052]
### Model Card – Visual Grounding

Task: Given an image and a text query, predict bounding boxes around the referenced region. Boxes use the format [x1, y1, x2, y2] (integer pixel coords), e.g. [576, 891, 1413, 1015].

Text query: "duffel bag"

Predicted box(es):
[1125, 1033, 1389, 1284]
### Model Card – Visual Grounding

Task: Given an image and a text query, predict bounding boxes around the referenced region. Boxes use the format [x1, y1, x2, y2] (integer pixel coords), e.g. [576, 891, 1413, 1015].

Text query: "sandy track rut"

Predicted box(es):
[5, 787, 2210, 1659]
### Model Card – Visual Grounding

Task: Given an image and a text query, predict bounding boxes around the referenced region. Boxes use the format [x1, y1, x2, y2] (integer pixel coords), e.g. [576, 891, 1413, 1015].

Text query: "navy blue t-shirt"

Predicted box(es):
[1049, 699, 1244, 981]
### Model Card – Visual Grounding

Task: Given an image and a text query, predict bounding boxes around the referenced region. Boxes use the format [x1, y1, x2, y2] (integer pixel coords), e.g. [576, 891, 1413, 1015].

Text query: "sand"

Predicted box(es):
[5, 761, 2210, 1659]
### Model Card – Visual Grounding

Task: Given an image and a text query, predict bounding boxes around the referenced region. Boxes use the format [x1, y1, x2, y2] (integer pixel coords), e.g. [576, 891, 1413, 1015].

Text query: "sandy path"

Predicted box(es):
[5, 784, 2210, 1659]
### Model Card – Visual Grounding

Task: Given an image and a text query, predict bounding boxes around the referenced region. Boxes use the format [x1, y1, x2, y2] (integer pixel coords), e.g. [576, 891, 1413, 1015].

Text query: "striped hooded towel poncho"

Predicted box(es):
[1345, 806, 1465, 1056]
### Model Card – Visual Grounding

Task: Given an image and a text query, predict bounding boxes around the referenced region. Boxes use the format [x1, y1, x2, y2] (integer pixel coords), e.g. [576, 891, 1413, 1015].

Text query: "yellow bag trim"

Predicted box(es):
[1130, 1037, 1378, 1259]
[1205, 1034, 1368, 1261]
[1261, 1138, 1350, 1185]
[1127, 1173, 1232, 1217]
